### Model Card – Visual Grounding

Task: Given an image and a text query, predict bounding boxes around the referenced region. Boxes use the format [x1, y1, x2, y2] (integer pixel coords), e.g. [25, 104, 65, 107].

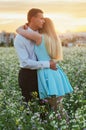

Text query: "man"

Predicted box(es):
[14, 8, 56, 102]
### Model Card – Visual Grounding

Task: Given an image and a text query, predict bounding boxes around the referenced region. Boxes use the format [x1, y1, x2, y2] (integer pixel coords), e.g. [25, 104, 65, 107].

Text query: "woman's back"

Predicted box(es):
[34, 35, 73, 99]
[35, 36, 51, 61]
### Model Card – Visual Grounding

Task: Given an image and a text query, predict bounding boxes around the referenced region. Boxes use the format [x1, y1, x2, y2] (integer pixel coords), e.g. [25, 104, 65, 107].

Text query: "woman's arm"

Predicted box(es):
[16, 26, 42, 45]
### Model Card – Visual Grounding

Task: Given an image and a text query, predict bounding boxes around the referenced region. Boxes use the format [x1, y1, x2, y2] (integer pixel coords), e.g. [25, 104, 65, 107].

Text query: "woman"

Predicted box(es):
[16, 18, 73, 110]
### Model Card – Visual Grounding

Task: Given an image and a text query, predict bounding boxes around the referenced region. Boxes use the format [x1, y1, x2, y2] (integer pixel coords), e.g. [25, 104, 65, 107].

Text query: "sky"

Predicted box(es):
[0, 0, 86, 33]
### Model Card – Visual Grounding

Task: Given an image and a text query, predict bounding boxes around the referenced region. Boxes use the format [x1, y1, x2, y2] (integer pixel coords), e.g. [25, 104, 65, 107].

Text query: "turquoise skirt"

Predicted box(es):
[37, 65, 73, 99]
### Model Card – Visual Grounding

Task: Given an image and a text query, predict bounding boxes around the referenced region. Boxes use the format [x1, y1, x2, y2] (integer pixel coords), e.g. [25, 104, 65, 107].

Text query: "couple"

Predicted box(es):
[14, 8, 73, 110]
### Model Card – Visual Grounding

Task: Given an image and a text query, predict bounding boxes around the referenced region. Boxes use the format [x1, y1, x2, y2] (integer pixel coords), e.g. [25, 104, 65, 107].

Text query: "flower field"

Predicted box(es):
[0, 47, 86, 130]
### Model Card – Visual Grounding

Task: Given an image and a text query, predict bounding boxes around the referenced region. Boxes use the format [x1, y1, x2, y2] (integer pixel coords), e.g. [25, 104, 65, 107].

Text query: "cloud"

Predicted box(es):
[0, 0, 86, 32]
[0, 13, 26, 19]
[6, 0, 85, 2]
[0, 0, 86, 1]
[0, 20, 14, 24]
[0, 0, 86, 18]
[45, 13, 86, 32]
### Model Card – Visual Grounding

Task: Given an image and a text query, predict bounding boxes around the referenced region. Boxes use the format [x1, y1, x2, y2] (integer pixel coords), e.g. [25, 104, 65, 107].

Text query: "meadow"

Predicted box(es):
[0, 47, 86, 130]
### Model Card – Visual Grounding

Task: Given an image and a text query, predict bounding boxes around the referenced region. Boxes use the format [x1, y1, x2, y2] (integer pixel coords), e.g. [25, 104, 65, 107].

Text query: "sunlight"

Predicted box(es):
[0, 0, 86, 33]
[0, 13, 26, 19]
[45, 13, 86, 32]
[0, 12, 86, 33]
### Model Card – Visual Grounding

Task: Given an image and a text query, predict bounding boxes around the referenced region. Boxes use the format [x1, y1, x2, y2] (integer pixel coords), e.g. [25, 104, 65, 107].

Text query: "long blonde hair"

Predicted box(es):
[40, 18, 63, 61]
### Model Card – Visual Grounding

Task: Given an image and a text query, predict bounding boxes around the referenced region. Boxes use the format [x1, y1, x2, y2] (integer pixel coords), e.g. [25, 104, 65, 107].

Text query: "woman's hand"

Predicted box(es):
[24, 23, 29, 29]
[16, 25, 25, 34]
[16, 23, 29, 33]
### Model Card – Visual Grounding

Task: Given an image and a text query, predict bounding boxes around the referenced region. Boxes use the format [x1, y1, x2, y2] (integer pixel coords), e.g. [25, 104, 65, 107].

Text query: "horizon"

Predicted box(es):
[0, 0, 86, 33]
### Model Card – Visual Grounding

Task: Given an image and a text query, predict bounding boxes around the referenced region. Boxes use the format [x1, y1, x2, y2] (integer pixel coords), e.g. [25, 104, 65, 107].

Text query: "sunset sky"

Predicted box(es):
[0, 0, 86, 33]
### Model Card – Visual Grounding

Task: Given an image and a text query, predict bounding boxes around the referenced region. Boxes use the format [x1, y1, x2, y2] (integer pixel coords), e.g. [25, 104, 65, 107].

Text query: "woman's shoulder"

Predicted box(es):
[36, 34, 45, 45]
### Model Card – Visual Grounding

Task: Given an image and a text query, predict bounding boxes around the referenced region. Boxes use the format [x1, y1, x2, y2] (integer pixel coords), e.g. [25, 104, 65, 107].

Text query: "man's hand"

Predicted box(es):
[50, 60, 57, 70]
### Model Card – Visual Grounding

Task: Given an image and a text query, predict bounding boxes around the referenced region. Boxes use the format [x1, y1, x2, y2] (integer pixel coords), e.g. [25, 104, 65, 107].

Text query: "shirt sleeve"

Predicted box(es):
[14, 36, 50, 70]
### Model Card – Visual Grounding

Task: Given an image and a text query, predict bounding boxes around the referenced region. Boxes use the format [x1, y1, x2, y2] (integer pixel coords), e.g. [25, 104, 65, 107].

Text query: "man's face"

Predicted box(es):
[32, 13, 45, 29]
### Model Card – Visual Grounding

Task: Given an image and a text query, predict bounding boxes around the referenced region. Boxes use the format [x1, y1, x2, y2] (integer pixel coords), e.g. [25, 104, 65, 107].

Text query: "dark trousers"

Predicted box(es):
[18, 68, 38, 102]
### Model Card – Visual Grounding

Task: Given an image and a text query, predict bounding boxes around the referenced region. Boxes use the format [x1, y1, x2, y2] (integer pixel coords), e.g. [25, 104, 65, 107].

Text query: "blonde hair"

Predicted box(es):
[40, 18, 63, 62]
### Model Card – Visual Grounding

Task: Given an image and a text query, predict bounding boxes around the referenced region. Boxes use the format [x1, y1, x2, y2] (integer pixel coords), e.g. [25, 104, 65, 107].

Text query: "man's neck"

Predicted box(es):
[29, 23, 38, 31]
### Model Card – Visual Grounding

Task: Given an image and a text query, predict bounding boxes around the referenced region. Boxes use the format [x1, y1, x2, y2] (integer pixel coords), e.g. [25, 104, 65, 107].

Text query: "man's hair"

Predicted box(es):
[27, 8, 43, 22]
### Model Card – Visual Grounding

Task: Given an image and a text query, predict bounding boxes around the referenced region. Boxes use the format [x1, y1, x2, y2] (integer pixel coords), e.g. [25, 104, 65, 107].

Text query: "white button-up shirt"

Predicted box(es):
[14, 28, 50, 70]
